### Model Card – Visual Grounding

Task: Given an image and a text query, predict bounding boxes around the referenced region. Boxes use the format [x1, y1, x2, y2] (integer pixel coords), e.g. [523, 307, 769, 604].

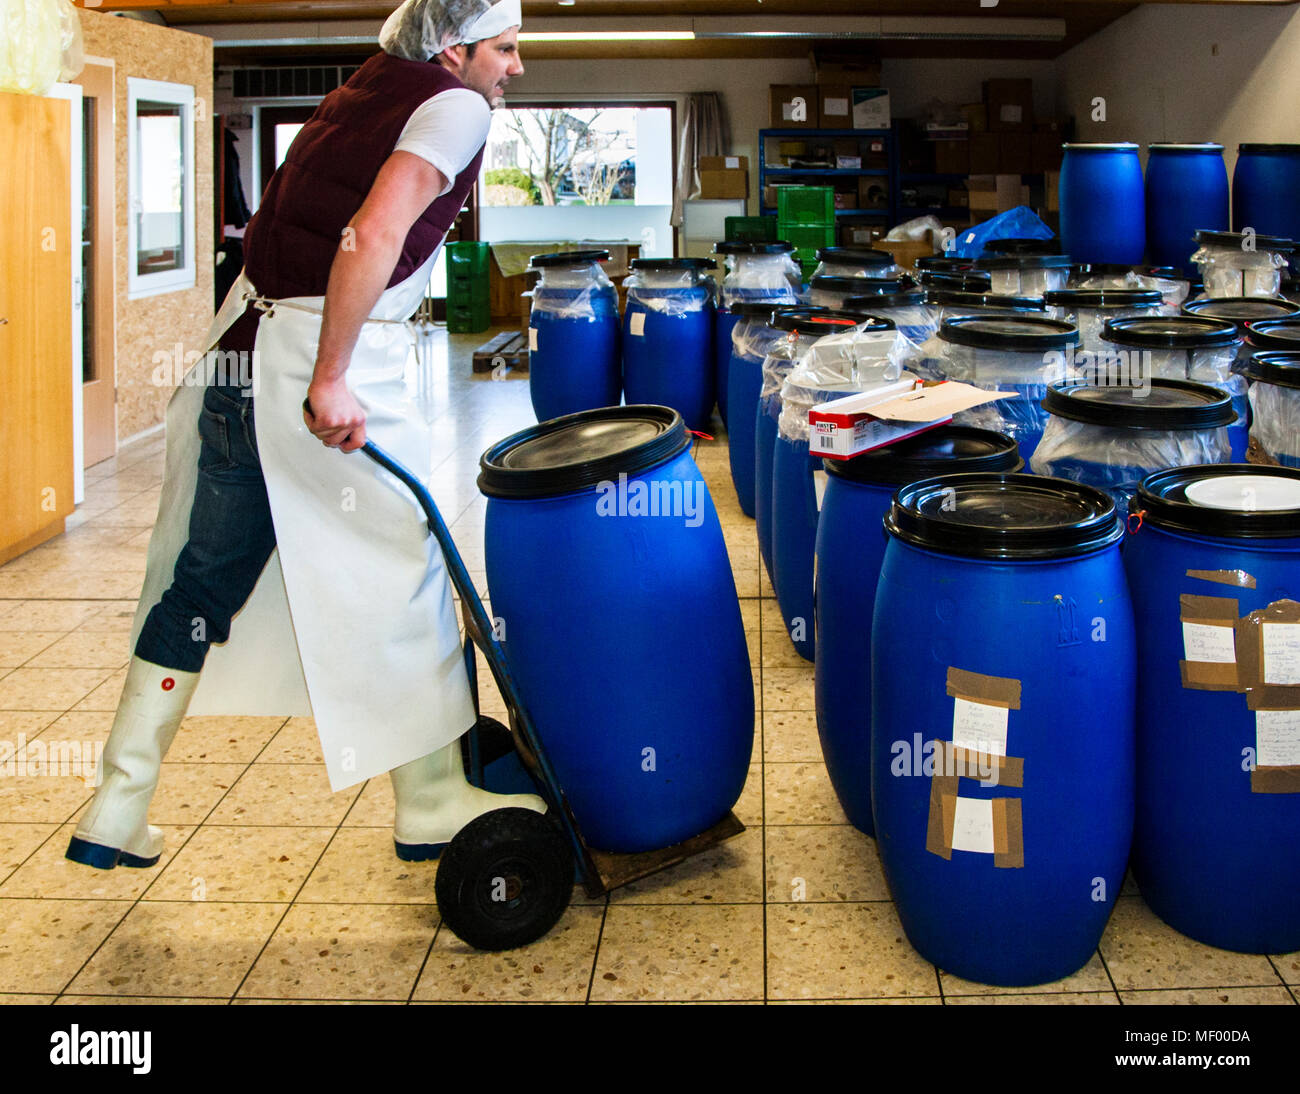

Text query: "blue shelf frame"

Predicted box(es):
[759, 126, 901, 228]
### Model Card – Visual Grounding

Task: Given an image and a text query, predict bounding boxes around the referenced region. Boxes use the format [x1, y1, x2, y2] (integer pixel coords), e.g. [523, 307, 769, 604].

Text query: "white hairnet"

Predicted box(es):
[379, 0, 520, 61]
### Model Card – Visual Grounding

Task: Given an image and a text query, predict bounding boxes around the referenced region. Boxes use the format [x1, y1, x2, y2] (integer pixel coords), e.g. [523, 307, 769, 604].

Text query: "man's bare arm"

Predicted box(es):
[304, 150, 448, 451]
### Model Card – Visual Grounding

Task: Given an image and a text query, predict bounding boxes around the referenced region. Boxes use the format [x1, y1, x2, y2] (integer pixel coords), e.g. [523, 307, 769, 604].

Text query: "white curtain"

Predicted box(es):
[671, 92, 731, 228]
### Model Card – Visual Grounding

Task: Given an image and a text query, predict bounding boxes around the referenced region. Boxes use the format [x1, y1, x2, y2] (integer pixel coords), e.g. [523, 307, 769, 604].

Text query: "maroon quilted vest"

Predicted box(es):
[242, 52, 485, 300]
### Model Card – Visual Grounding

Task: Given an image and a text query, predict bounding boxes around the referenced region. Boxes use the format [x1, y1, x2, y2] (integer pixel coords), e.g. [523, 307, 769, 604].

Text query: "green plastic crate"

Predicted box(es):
[445, 240, 491, 277]
[777, 186, 835, 227]
[723, 215, 778, 243]
[447, 270, 490, 305]
[446, 298, 490, 334]
[780, 222, 837, 273]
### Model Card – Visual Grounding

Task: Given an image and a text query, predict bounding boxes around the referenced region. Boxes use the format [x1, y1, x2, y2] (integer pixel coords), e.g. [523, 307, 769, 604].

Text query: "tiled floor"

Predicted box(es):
[1, 327, 1297, 1005]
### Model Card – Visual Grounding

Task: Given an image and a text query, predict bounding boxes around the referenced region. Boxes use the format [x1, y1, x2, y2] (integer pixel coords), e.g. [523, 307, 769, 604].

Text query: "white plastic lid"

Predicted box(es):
[1184, 474, 1300, 511]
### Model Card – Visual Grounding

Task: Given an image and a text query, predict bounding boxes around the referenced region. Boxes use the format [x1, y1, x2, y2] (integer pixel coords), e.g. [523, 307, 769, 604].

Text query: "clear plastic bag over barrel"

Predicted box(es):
[624, 267, 712, 315]
[1030, 418, 1232, 505]
[1049, 304, 1164, 352]
[1249, 382, 1300, 464]
[722, 253, 802, 304]
[1068, 268, 1189, 309]
[760, 332, 818, 418]
[776, 328, 907, 442]
[1191, 242, 1287, 298]
[934, 341, 1069, 446]
[0, 0, 83, 95]
[732, 315, 785, 364]
[529, 260, 616, 319]
[987, 266, 1069, 297]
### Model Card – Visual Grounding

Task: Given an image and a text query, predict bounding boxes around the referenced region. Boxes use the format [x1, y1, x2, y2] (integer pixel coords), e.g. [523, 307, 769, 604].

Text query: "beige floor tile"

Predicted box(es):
[0, 668, 116, 712]
[342, 776, 394, 827]
[0, 994, 56, 1004]
[610, 825, 763, 905]
[762, 666, 816, 711]
[206, 764, 357, 827]
[767, 902, 938, 1001]
[591, 904, 764, 1002]
[1101, 897, 1285, 991]
[67, 901, 287, 999]
[0, 601, 107, 632]
[237, 902, 436, 1001]
[297, 827, 438, 905]
[0, 774, 95, 823]
[768, 996, 944, 1005]
[0, 710, 60, 739]
[26, 632, 132, 670]
[72, 667, 129, 711]
[79, 602, 141, 633]
[145, 825, 334, 902]
[1119, 987, 1296, 1005]
[0, 898, 129, 994]
[0, 631, 64, 668]
[941, 951, 1114, 996]
[764, 761, 849, 826]
[765, 825, 888, 903]
[143, 763, 246, 826]
[763, 710, 823, 763]
[946, 991, 1120, 1005]
[0, 824, 192, 900]
[32, 710, 115, 750]
[1274, 953, 1300, 986]
[414, 904, 604, 1002]
[733, 763, 762, 827]
[168, 715, 287, 763]
[258, 716, 324, 763]
[0, 822, 61, 877]
[55, 995, 226, 1005]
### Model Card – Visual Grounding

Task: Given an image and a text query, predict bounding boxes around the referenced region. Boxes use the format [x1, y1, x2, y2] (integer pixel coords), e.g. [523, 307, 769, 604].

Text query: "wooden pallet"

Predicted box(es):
[472, 329, 530, 375]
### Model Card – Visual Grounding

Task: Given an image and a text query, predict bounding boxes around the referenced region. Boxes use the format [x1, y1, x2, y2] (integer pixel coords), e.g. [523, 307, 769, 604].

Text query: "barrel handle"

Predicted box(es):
[1127, 508, 1146, 535]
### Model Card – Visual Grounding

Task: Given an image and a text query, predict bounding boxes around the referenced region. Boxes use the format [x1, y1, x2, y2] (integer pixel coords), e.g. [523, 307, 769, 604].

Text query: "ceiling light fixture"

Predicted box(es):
[519, 30, 696, 42]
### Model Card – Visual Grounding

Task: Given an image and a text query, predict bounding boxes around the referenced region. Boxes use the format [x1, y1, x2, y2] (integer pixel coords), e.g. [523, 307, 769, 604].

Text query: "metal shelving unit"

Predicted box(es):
[759, 127, 898, 227]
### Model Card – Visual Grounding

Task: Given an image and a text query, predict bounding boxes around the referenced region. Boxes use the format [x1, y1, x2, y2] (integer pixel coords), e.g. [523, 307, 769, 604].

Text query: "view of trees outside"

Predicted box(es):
[483, 107, 639, 207]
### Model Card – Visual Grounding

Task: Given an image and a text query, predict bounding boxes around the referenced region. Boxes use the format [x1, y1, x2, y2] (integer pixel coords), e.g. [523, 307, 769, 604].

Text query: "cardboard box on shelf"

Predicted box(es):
[948, 188, 970, 208]
[1045, 170, 1061, 212]
[873, 236, 938, 270]
[967, 174, 1028, 214]
[811, 50, 883, 87]
[840, 223, 881, 247]
[698, 155, 749, 200]
[851, 88, 891, 130]
[984, 78, 1033, 132]
[818, 85, 855, 129]
[998, 132, 1032, 174]
[969, 133, 999, 175]
[836, 155, 863, 170]
[1031, 132, 1064, 173]
[770, 85, 819, 128]
[858, 176, 889, 208]
[934, 139, 970, 175]
[834, 191, 859, 211]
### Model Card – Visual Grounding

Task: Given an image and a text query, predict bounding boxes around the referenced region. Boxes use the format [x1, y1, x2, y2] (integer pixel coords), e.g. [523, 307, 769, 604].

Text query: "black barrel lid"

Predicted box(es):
[811, 274, 914, 295]
[1148, 142, 1225, 153]
[1071, 263, 1141, 279]
[1062, 142, 1139, 151]
[1102, 315, 1240, 348]
[730, 300, 792, 320]
[1043, 289, 1165, 309]
[714, 241, 796, 255]
[842, 291, 927, 311]
[1244, 318, 1300, 350]
[1135, 465, 1300, 539]
[815, 247, 896, 269]
[1241, 351, 1300, 389]
[885, 473, 1126, 560]
[629, 257, 716, 270]
[1238, 143, 1300, 156]
[975, 253, 1073, 271]
[920, 270, 994, 292]
[1138, 266, 1187, 280]
[939, 314, 1079, 350]
[479, 406, 690, 500]
[530, 249, 610, 268]
[826, 426, 1022, 486]
[1193, 229, 1296, 252]
[1183, 297, 1300, 328]
[984, 237, 1062, 256]
[770, 309, 874, 336]
[1042, 379, 1236, 431]
[925, 290, 1046, 312]
[915, 255, 973, 272]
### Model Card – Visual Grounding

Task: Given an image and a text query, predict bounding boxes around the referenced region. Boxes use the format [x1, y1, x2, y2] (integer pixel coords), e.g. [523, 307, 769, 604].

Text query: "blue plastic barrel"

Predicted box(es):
[842, 291, 940, 346]
[872, 474, 1134, 985]
[528, 250, 621, 421]
[1145, 144, 1229, 275]
[1031, 379, 1236, 507]
[622, 257, 717, 432]
[714, 242, 799, 427]
[815, 429, 1021, 835]
[1125, 465, 1300, 952]
[771, 425, 821, 661]
[479, 406, 753, 853]
[1241, 351, 1300, 467]
[726, 303, 785, 517]
[1060, 143, 1146, 265]
[1233, 143, 1300, 241]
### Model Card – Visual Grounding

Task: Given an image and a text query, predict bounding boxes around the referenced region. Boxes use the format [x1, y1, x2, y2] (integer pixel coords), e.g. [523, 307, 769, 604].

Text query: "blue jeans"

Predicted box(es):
[134, 384, 278, 672]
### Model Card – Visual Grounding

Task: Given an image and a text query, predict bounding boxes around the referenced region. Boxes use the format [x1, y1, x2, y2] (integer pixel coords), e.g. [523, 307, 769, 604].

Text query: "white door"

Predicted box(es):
[49, 81, 85, 504]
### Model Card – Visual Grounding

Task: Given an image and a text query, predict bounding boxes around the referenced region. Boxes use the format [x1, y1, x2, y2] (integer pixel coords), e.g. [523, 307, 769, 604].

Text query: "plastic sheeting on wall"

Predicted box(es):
[1, 0, 83, 95]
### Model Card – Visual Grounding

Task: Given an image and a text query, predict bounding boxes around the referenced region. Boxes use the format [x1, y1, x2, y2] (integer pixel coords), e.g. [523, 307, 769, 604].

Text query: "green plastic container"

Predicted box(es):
[723, 215, 779, 243]
[780, 222, 838, 275]
[446, 241, 492, 318]
[447, 298, 491, 334]
[778, 186, 836, 227]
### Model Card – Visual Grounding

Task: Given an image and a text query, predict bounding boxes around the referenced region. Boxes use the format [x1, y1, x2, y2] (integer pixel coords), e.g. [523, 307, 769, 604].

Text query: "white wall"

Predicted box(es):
[1057, 2, 1300, 173]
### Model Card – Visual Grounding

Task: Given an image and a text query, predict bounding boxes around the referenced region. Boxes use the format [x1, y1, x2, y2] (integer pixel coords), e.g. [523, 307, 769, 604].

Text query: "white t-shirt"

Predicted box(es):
[393, 88, 492, 196]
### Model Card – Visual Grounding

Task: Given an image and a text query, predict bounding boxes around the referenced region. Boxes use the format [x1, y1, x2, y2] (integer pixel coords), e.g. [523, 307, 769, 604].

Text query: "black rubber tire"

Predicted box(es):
[435, 808, 574, 951]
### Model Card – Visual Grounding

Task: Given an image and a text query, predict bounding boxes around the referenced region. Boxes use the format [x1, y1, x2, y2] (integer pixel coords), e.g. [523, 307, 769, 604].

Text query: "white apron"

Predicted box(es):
[131, 259, 476, 791]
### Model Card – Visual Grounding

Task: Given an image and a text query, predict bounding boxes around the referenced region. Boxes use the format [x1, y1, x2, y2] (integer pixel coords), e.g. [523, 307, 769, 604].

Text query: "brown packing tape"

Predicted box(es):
[934, 740, 1025, 789]
[946, 667, 1022, 710]
[991, 797, 1025, 869]
[1178, 593, 1239, 625]
[925, 775, 959, 860]
[1236, 599, 1300, 703]
[1251, 765, 1300, 794]
[1180, 660, 1241, 691]
[1186, 569, 1257, 590]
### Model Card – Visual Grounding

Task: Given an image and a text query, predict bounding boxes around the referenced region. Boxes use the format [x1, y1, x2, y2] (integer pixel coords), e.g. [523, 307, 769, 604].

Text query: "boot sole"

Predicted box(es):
[66, 837, 160, 870]
[394, 840, 448, 863]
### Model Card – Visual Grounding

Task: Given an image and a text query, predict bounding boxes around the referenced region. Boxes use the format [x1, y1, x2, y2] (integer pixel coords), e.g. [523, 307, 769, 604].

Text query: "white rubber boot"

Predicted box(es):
[66, 657, 200, 870]
[391, 740, 546, 861]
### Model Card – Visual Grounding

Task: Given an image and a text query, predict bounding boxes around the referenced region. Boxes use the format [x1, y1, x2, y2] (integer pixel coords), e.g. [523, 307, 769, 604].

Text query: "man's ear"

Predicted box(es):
[437, 43, 468, 72]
